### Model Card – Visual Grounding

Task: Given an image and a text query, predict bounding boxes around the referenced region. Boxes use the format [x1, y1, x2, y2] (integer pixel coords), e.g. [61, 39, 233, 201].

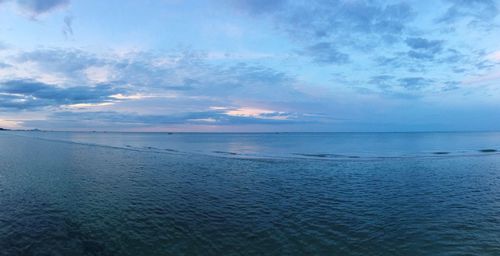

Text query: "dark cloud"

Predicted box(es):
[440, 48, 466, 63]
[397, 77, 433, 90]
[375, 52, 429, 73]
[16, 0, 69, 15]
[254, 0, 414, 49]
[407, 50, 435, 60]
[375, 46, 480, 77]
[227, 0, 499, 99]
[230, 0, 414, 64]
[229, 0, 287, 15]
[277, 1, 414, 40]
[370, 75, 394, 83]
[301, 42, 349, 64]
[405, 37, 443, 53]
[369, 75, 461, 94]
[0, 80, 120, 110]
[405, 37, 444, 60]
[438, 0, 498, 24]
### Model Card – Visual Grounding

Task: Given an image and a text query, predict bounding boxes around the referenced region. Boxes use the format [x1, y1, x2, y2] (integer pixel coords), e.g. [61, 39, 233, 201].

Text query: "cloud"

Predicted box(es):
[404, 37, 444, 60]
[62, 15, 73, 38]
[487, 50, 500, 62]
[229, 0, 415, 65]
[225, 0, 500, 100]
[16, 0, 69, 16]
[0, 47, 319, 131]
[397, 77, 433, 90]
[0, 79, 121, 110]
[0, 118, 21, 129]
[223, 107, 292, 120]
[11, 48, 303, 102]
[1, 1, 500, 131]
[375, 45, 484, 80]
[300, 42, 349, 64]
[405, 37, 443, 53]
[1, 46, 344, 129]
[442, 81, 460, 91]
[229, 0, 287, 15]
[369, 75, 460, 93]
[17, 48, 102, 75]
[438, 0, 498, 24]
[369, 75, 394, 89]
[23, 108, 305, 130]
[236, 0, 414, 42]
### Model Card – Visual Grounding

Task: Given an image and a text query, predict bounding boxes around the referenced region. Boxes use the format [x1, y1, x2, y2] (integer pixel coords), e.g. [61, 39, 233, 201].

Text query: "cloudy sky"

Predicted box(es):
[0, 0, 499, 131]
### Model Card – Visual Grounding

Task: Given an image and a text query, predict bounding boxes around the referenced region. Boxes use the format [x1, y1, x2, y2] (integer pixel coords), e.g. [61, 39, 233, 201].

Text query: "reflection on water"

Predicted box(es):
[8, 131, 500, 159]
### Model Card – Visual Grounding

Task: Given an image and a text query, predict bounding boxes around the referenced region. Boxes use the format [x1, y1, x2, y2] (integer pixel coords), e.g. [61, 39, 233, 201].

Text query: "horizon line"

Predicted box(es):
[2, 129, 500, 134]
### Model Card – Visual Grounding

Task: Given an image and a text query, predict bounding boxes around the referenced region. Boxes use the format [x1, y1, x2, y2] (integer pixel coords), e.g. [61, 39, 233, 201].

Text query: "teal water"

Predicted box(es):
[1, 132, 500, 255]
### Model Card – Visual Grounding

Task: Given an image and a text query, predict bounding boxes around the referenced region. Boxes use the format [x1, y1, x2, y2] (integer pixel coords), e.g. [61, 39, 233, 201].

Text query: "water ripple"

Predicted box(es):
[1, 134, 500, 255]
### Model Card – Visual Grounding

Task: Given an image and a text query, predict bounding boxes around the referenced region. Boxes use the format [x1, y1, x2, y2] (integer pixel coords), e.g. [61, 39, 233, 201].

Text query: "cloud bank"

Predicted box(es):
[1, 0, 500, 131]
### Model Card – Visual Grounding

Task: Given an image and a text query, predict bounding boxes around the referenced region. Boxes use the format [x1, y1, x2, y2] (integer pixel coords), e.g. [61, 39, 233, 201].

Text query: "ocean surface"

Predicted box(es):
[1, 131, 500, 255]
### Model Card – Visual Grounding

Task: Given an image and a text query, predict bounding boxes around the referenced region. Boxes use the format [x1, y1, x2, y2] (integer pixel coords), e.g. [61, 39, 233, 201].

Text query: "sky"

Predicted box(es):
[0, 0, 500, 132]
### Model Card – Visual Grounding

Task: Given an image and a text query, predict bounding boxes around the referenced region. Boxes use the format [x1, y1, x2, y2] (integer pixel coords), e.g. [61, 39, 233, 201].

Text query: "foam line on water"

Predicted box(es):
[2, 131, 499, 162]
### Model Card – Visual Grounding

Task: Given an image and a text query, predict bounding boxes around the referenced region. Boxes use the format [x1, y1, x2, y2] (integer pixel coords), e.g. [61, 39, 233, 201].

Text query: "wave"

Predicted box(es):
[3, 131, 500, 162]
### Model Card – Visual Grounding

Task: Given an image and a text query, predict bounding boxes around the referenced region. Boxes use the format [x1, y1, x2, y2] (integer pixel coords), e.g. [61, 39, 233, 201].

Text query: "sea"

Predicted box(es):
[1, 131, 500, 255]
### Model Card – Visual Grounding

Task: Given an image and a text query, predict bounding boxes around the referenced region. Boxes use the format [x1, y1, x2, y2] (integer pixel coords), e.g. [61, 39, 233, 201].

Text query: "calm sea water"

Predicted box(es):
[1, 131, 500, 255]
[8, 131, 500, 159]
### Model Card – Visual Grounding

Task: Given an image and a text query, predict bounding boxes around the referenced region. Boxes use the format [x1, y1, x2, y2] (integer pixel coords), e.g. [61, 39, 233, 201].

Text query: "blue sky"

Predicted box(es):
[0, 0, 500, 131]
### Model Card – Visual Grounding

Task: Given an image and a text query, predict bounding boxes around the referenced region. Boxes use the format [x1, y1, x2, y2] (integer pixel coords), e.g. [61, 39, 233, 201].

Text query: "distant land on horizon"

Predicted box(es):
[2, 128, 500, 134]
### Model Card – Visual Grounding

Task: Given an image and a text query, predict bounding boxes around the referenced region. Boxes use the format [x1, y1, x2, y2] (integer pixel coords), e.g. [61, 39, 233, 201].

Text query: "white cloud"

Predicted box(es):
[487, 51, 500, 62]
[110, 93, 147, 100]
[225, 107, 290, 120]
[83, 65, 116, 84]
[187, 118, 217, 123]
[0, 118, 21, 128]
[62, 102, 114, 109]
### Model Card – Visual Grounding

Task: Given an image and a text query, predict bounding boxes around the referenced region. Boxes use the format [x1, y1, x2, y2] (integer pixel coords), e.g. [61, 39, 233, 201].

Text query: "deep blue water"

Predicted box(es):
[1, 132, 500, 255]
